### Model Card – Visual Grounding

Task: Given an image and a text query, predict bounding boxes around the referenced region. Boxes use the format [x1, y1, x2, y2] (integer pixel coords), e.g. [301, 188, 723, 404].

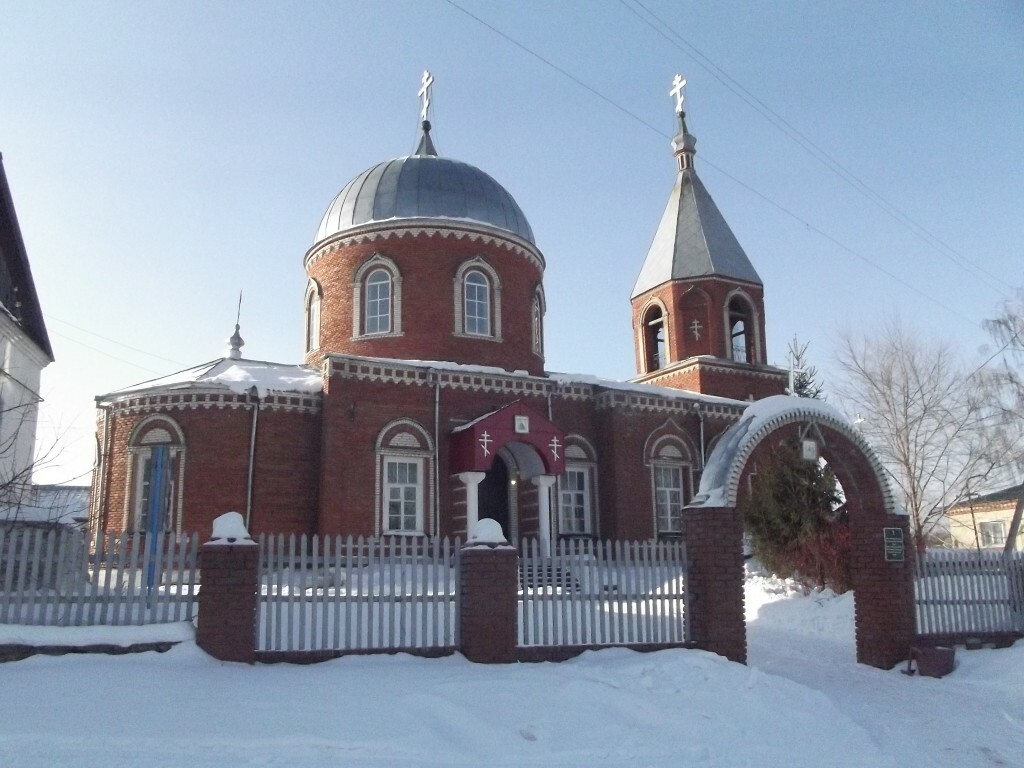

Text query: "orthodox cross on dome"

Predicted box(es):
[418, 70, 434, 122]
[479, 430, 492, 457]
[548, 436, 562, 462]
[670, 74, 687, 115]
[690, 318, 703, 340]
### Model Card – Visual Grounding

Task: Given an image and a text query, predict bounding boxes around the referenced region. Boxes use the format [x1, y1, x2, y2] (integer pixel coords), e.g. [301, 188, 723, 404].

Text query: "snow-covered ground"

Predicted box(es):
[0, 577, 1020, 767]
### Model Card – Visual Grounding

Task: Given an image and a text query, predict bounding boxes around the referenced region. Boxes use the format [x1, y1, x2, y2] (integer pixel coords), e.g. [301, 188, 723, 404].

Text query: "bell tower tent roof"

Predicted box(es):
[631, 106, 761, 298]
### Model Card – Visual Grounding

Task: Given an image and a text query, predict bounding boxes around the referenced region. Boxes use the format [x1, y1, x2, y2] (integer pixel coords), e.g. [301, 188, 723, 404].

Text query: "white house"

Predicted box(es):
[0, 153, 54, 511]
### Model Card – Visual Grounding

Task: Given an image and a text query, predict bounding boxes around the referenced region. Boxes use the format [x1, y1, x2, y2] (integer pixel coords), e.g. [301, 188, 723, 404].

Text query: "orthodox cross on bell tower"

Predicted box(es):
[418, 70, 434, 122]
[669, 74, 687, 115]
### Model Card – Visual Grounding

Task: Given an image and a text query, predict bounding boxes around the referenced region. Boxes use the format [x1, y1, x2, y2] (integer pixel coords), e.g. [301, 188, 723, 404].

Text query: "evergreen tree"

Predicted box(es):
[787, 338, 824, 399]
[739, 438, 850, 592]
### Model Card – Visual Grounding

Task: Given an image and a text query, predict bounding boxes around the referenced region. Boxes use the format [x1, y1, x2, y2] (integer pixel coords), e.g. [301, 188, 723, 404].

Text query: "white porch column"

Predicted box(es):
[456, 471, 487, 536]
[532, 474, 557, 557]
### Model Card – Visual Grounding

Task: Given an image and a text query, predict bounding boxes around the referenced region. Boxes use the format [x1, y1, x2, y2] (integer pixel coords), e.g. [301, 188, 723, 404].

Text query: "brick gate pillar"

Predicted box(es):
[459, 538, 519, 663]
[196, 513, 259, 664]
[852, 513, 915, 669]
[681, 505, 746, 664]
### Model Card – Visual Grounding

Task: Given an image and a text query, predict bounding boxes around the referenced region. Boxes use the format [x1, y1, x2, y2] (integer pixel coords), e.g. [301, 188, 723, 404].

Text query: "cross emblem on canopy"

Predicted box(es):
[418, 70, 434, 122]
[548, 436, 562, 462]
[690, 318, 703, 340]
[670, 74, 687, 114]
[478, 430, 492, 457]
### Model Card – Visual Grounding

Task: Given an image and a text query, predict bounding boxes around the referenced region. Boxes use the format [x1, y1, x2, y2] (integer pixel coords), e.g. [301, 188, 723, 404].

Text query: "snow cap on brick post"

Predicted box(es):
[467, 518, 512, 549]
[207, 511, 256, 545]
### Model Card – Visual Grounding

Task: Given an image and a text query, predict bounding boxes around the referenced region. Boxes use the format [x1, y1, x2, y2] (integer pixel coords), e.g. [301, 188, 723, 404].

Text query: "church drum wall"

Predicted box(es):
[307, 232, 544, 376]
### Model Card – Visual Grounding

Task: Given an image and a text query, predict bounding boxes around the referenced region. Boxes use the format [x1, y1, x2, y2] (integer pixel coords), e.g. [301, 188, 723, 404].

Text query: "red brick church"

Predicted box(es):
[89, 75, 786, 549]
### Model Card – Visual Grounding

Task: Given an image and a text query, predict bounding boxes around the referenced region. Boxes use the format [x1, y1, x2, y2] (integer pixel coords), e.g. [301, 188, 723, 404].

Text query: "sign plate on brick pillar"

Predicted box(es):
[883, 527, 904, 562]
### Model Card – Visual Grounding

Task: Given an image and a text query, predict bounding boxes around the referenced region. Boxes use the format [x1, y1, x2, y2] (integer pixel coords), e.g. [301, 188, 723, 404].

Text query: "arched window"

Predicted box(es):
[645, 431, 695, 538]
[643, 305, 666, 372]
[375, 420, 435, 536]
[304, 280, 321, 353]
[726, 294, 757, 364]
[558, 438, 598, 536]
[464, 271, 490, 336]
[531, 288, 545, 357]
[128, 417, 186, 535]
[453, 258, 501, 340]
[352, 254, 402, 339]
[365, 269, 392, 335]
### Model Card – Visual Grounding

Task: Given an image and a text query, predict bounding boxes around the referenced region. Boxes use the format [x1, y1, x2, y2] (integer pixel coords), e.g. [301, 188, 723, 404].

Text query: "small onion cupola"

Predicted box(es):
[303, 71, 547, 376]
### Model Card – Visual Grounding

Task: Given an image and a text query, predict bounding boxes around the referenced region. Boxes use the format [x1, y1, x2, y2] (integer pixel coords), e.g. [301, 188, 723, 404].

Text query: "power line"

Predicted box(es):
[443, 0, 1003, 332]
[44, 313, 188, 366]
[622, 0, 1011, 296]
[47, 328, 168, 376]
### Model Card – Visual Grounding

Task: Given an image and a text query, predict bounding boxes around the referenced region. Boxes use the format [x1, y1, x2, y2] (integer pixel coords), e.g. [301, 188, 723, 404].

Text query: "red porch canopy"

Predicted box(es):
[449, 400, 566, 476]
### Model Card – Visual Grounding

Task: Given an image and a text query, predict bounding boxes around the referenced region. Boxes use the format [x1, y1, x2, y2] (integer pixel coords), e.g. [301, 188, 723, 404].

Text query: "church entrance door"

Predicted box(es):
[478, 455, 511, 540]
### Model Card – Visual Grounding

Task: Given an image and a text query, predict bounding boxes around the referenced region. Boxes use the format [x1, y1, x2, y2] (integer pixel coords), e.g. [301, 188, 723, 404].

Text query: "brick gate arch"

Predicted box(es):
[684, 396, 915, 669]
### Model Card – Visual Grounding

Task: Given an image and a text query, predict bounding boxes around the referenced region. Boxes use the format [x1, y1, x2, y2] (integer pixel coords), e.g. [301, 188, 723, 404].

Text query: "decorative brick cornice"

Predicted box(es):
[326, 354, 745, 418]
[101, 388, 321, 416]
[633, 356, 788, 386]
[304, 222, 545, 272]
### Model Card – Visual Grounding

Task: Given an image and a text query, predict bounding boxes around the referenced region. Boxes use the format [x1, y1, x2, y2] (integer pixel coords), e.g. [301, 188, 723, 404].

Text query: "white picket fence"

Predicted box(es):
[0, 526, 199, 626]
[518, 538, 689, 647]
[257, 534, 460, 653]
[914, 549, 1024, 636]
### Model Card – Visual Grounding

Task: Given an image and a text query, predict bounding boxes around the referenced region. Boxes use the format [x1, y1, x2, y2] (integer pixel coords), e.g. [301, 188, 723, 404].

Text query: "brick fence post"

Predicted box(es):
[459, 542, 519, 663]
[681, 506, 746, 664]
[196, 513, 259, 664]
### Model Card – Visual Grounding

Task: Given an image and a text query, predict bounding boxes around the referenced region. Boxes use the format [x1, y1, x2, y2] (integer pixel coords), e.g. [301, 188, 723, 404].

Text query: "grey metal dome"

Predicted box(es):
[314, 154, 535, 246]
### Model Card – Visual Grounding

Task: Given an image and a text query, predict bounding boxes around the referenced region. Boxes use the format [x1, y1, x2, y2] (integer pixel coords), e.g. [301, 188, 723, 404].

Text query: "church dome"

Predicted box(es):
[314, 153, 535, 246]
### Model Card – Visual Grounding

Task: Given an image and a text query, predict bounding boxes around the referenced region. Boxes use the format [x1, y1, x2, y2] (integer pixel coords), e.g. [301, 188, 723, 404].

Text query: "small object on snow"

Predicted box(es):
[467, 518, 507, 546]
[902, 646, 955, 678]
[207, 511, 255, 545]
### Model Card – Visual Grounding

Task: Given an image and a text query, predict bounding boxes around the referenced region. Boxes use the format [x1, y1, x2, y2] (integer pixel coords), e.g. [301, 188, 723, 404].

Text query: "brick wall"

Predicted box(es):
[306, 231, 545, 376]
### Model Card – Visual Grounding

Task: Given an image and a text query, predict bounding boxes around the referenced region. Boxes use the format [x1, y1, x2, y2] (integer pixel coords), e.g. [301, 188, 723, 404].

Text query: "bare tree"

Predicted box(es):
[982, 289, 1024, 551]
[833, 319, 1009, 549]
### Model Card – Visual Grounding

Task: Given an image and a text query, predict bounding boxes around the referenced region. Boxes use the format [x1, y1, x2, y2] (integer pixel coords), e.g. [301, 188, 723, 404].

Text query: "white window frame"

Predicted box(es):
[463, 271, 490, 336]
[559, 464, 593, 535]
[352, 254, 403, 340]
[381, 455, 424, 535]
[653, 461, 691, 536]
[304, 280, 321, 353]
[364, 268, 393, 335]
[979, 520, 1006, 548]
[453, 258, 502, 341]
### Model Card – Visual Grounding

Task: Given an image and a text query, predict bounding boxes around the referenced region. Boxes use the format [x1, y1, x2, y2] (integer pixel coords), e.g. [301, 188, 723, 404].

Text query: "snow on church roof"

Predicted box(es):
[99, 357, 323, 401]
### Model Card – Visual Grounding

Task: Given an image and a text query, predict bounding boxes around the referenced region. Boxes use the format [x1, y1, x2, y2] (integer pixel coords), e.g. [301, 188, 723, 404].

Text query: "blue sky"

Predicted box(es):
[2, 1, 1021, 484]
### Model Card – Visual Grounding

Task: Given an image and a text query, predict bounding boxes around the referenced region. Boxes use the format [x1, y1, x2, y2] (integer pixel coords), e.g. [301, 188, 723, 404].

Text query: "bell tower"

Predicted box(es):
[630, 76, 786, 401]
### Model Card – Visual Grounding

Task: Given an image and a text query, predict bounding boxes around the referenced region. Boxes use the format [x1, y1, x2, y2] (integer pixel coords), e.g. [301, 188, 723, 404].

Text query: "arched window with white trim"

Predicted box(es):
[353, 254, 403, 339]
[127, 416, 186, 534]
[453, 258, 502, 340]
[558, 438, 598, 536]
[531, 287, 545, 357]
[364, 269, 392, 335]
[375, 420, 435, 536]
[646, 434, 694, 537]
[643, 304, 667, 372]
[305, 280, 321, 353]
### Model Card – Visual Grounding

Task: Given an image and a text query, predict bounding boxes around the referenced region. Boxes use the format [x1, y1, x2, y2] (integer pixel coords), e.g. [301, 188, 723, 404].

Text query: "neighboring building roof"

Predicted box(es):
[948, 482, 1024, 513]
[98, 357, 323, 400]
[314, 121, 535, 246]
[0, 153, 53, 361]
[631, 114, 761, 299]
[0, 484, 89, 525]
